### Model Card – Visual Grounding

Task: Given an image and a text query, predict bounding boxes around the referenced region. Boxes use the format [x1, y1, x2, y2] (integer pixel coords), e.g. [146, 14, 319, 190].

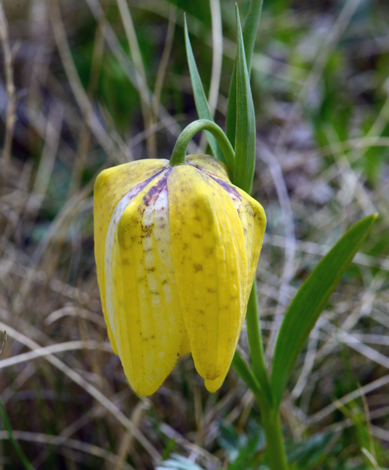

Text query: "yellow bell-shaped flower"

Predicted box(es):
[94, 155, 266, 396]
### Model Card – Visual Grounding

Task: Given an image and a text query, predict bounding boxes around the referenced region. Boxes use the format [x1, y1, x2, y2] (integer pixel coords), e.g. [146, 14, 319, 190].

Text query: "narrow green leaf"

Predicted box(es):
[184, 17, 226, 167]
[270, 214, 379, 408]
[231, 350, 263, 400]
[233, 5, 256, 194]
[226, 0, 264, 146]
[0, 395, 35, 470]
[288, 432, 335, 469]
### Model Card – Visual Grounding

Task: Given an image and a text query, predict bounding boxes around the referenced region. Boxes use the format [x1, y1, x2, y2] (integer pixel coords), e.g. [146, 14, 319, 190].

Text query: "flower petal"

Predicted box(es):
[186, 154, 230, 180]
[178, 330, 191, 356]
[188, 155, 266, 299]
[232, 186, 266, 295]
[204, 375, 226, 393]
[94, 159, 168, 354]
[208, 177, 266, 305]
[168, 165, 248, 390]
[111, 168, 186, 396]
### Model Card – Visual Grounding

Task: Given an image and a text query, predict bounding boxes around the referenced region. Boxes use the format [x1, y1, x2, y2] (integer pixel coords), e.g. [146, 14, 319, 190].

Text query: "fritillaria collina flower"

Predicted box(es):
[94, 155, 266, 396]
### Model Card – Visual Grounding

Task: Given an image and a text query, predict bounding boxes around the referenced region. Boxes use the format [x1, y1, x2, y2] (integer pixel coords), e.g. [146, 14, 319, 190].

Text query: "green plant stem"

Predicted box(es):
[259, 403, 289, 470]
[243, 285, 290, 470]
[246, 281, 272, 403]
[233, 349, 289, 469]
[169, 119, 235, 169]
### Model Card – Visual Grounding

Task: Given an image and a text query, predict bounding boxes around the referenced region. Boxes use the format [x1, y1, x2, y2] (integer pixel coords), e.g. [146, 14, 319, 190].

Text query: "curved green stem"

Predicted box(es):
[169, 119, 235, 170]
[246, 281, 272, 404]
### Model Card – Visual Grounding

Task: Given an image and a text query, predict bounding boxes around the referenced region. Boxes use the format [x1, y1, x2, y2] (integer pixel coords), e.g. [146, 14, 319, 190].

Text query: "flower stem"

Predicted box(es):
[259, 404, 289, 470]
[246, 281, 272, 403]
[169, 119, 235, 171]
[245, 282, 289, 468]
[232, 350, 289, 469]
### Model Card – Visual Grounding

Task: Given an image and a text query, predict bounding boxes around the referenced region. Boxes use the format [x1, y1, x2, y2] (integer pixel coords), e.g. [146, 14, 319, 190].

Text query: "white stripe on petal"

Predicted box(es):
[104, 179, 150, 338]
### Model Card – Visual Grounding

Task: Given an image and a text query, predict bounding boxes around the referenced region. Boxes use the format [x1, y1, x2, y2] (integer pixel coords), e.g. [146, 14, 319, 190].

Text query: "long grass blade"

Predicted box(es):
[226, 0, 264, 146]
[233, 5, 256, 193]
[270, 214, 379, 408]
[184, 16, 226, 167]
[116, 0, 156, 158]
[208, 0, 223, 117]
[0, 395, 35, 470]
[231, 350, 263, 401]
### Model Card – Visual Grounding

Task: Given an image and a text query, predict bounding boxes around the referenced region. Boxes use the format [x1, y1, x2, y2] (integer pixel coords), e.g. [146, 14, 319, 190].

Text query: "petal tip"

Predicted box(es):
[204, 374, 226, 393]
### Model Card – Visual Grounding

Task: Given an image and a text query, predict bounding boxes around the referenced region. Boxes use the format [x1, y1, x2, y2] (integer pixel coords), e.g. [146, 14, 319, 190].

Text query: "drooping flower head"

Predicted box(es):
[94, 155, 266, 396]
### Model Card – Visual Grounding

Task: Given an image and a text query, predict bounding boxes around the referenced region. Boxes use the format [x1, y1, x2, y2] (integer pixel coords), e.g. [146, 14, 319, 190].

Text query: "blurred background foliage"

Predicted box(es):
[0, 0, 389, 468]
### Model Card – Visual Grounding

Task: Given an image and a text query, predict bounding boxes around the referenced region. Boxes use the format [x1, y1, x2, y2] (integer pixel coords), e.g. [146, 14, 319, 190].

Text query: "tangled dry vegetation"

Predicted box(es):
[0, 0, 389, 468]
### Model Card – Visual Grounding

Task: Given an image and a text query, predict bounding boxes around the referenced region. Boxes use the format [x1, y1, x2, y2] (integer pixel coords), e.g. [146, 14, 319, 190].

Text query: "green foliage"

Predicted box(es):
[162, 438, 177, 461]
[156, 454, 204, 470]
[169, 119, 235, 168]
[0, 396, 34, 470]
[233, 5, 256, 194]
[231, 350, 262, 398]
[335, 397, 388, 468]
[308, 50, 352, 148]
[271, 214, 378, 408]
[184, 17, 224, 164]
[218, 421, 266, 470]
[183, 4, 381, 470]
[226, 0, 264, 147]
[99, 53, 139, 134]
[288, 432, 335, 470]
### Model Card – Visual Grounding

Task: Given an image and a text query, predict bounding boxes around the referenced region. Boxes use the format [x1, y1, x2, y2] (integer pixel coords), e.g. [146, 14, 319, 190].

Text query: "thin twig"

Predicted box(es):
[67, 0, 108, 198]
[113, 401, 150, 470]
[208, 0, 222, 117]
[0, 330, 6, 356]
[0, 430, 135, 470]
[199, 0, 222, 153]
[152, 6, 176, 117]
[274, 0, 365, 153]
[116, 0, 156, 157]
[84, 0, 199, 155]
[358, 383, 377, 464]
[49, 0, 130, 162]
[260, 144, 296, 361]
[0, 3, 16, 178]
[0, 319, 161, 463]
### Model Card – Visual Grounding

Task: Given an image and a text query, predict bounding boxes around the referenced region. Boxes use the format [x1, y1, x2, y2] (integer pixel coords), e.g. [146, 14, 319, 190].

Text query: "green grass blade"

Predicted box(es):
[226, 0, 264, 146]
[270, 214, 379, 408]
[233, 5, 256, 194]
[184, 16, 226, 167]
[231, 350, 263, 400]
[0, 395, 35, 470]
